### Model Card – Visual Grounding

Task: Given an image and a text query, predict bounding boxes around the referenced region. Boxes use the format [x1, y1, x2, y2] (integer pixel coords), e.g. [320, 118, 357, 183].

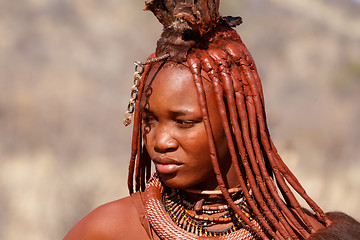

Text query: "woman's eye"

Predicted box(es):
[176, 120, 197, 128]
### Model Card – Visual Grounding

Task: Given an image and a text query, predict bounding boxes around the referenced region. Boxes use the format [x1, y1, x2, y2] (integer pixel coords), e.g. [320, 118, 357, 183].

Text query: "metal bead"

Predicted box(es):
[123, 118, 131, 126]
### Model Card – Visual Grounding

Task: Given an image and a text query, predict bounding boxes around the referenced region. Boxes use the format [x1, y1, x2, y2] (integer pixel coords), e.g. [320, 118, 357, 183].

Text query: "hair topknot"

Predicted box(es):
[144, 0, 242, 62]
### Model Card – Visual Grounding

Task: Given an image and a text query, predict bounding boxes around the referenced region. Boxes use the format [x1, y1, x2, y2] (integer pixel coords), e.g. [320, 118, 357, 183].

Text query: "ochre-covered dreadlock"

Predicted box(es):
[127, 0, 331, 239]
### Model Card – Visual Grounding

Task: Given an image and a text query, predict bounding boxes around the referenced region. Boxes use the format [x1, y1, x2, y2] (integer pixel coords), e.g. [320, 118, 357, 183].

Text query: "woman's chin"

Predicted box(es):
[159, 173, 191, 189]
[159, 173, 215, 190]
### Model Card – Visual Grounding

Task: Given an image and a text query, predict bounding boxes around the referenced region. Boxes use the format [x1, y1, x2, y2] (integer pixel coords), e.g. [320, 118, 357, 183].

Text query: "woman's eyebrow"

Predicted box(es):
[169, 109, 195, 116]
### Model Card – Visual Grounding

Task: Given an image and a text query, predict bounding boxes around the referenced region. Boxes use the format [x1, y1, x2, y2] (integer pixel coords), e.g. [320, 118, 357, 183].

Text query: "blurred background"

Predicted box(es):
[0, 0, 359, 239]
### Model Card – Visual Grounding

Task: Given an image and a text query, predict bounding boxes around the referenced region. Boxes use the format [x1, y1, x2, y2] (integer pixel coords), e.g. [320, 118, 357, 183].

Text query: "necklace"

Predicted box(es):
[184, 186, 243, 195]
[182, 191, 251, 212]
[143, 173, 260, 240]
[164, 189, 242, 236]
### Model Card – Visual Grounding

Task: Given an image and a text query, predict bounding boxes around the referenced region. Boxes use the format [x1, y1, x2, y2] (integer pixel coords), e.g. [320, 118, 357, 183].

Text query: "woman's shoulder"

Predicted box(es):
[64, 193, 150, 240]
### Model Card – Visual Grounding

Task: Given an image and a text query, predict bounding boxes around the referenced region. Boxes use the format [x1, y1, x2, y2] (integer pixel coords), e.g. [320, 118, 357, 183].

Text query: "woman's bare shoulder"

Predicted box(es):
[63, 195, 149, 240]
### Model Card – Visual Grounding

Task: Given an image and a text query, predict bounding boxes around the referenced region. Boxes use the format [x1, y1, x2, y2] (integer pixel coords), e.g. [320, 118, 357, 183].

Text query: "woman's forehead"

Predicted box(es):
[145, 63, 197, 99]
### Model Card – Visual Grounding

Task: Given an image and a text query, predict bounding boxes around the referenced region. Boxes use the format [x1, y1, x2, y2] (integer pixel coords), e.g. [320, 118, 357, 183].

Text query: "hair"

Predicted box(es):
[127, 0, 331, 239]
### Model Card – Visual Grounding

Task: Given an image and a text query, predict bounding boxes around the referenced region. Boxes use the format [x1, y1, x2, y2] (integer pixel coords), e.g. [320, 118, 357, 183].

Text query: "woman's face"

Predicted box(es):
[140, 62, 233, 190]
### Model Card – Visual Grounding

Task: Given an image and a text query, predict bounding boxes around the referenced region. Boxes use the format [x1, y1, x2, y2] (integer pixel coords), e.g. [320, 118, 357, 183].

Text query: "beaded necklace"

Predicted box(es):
[144, 173, 260, 240]
[162, 187, 255, 236]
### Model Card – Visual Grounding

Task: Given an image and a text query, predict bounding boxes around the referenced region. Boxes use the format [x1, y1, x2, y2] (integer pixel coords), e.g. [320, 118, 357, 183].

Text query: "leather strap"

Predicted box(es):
[131, 191, 154, 240]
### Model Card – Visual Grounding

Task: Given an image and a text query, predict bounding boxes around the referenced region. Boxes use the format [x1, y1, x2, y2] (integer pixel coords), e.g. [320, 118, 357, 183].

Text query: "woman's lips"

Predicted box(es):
[155, 163, 180, 174]
[152, 156, 182, 174]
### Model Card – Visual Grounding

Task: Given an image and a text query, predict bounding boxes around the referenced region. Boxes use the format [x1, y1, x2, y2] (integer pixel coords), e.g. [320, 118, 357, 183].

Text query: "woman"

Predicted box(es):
[64, 0, 360, 239]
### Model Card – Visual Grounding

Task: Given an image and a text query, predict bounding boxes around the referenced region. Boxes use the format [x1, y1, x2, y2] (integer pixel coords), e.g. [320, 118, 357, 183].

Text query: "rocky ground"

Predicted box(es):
[0, 0, 359, 239]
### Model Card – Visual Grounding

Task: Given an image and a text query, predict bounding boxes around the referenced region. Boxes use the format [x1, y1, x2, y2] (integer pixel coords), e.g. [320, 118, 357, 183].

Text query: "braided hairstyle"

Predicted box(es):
[127, 0, 331, 239]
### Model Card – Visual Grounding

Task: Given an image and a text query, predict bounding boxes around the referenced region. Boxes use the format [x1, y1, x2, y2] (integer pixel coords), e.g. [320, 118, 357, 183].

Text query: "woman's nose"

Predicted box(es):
[153, 125, 178, 153]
